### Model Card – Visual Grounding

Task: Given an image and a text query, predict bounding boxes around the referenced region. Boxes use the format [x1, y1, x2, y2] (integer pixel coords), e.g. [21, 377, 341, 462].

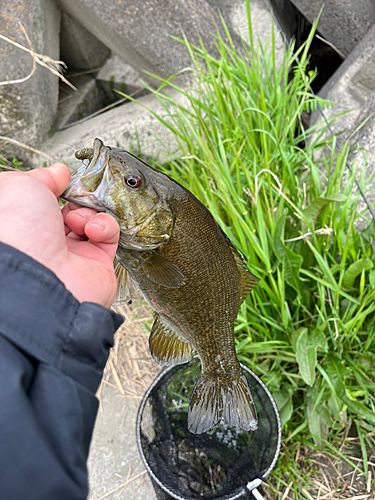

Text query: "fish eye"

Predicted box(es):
[125, 175, 142, 188]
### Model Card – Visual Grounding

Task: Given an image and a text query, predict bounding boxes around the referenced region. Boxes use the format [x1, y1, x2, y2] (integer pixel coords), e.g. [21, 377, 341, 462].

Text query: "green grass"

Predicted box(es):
[120, 4, 375, 497]
[0, 155, 24, 171]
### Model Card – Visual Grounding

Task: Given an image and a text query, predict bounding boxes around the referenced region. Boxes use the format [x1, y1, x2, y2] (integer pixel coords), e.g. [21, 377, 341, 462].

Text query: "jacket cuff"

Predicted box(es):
[0, 242, 123, 392]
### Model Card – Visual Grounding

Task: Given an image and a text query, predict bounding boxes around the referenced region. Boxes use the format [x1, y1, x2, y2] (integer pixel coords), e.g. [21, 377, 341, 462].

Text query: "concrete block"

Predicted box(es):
[57, 0, 285, 88]
[311, 24, 375, 138]
[289, 0, 375, 57]
[60, 11, 110, 72]
[209, 0, 286, 67]
[0, 0, 60, 162]
[57, 0, 226, 87]
[96, 54, 148, 104]
[57, 75, 108, 130]
[346, 91, 375, 228]
[35, 89, 187, 170]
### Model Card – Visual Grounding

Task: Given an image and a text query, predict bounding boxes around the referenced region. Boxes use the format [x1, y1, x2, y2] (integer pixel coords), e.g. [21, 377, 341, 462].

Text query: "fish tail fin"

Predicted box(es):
[188, 373, 258, 434]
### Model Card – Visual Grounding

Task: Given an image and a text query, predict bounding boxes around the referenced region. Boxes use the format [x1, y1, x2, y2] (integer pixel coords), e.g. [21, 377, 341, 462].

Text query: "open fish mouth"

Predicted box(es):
[61, 138, 109, 211]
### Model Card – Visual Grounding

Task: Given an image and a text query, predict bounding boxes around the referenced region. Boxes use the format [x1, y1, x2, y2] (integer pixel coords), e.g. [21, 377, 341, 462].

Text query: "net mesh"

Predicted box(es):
[137, 358, 281, 500]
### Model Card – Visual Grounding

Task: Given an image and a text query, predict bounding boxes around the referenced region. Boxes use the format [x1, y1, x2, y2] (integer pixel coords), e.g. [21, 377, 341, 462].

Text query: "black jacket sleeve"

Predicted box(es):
[0, 242, 124, 500]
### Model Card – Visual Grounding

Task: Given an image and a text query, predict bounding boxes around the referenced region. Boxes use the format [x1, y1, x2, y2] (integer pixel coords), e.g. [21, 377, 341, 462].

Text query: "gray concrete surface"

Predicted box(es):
[0, 0, 60, 162]
[311, 23, 375, 139]
[57, 75, 107, 129]
[96, 54, 148, 104]
[34, 89, 187, 169]
[223, 0, 286, 66]
[87, 384, 157, 500]
[347, 90, 375, 227]
[289, 0, 375, 57]
[60, 11, 110, 72]
[57, 0, 240, 88]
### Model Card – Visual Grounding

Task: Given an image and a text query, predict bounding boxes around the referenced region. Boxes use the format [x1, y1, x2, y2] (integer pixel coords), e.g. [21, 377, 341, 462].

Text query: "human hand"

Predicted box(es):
[0, 164, 120, 307]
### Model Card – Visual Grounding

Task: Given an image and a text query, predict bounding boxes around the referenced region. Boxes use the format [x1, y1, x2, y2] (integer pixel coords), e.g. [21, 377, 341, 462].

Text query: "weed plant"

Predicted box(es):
[121, 5, 375, 497]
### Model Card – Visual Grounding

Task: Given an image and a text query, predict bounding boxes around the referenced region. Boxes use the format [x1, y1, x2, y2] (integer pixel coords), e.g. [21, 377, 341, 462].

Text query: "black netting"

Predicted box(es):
[137, 358, 281, 500]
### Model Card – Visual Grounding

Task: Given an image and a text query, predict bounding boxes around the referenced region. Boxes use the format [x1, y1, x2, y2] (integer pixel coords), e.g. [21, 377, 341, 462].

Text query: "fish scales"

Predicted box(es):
[62, 138, 260, 434]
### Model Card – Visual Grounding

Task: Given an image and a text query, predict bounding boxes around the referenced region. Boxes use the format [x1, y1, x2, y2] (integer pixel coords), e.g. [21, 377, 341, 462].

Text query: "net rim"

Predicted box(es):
[136, 359, 282, 500]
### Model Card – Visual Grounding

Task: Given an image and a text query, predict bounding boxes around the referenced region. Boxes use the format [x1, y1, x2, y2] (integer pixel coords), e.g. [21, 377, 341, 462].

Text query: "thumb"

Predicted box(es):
[26, 164, 71, 197]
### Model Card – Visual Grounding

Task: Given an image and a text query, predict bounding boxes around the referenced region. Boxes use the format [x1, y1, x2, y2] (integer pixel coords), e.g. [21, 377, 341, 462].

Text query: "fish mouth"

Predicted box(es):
[61, 138, 109, 211]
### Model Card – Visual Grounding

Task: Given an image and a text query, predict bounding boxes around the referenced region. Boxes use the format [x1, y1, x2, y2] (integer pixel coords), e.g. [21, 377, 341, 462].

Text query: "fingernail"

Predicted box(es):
[88, 219, 108, 231]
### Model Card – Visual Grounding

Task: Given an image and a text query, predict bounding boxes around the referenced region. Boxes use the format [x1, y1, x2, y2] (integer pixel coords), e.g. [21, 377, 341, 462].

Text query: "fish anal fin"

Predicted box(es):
[188, 373, 258, 434]
[113, 257, 133, 307]
[143, 252, 185, 288]
[149, 315, 192, 367]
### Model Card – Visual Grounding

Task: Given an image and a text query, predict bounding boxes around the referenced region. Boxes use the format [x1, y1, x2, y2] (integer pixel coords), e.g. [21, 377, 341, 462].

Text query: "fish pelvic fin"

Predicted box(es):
[149, 314, 193, 367]
[188, 372, 258, 434]
[113, 258, 133, 306]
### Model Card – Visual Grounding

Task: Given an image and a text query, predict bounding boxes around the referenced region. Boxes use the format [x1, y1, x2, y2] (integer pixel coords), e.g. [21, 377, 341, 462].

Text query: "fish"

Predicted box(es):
[62, 138, 260, 434]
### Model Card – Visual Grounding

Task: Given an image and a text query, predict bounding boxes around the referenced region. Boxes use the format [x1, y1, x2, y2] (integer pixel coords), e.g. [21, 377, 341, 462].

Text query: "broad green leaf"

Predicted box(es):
[325, 355, 375, 425]
[291, 327, 307, 353]
[272, 388, 293, 426]
[309, 327, 328, 352]
[306, 384, 328, 449]
[359, 220, 375, 244]
[302, 194, 348, 232]
[342, 258, 373, 288]
[296, 329, 317, 386]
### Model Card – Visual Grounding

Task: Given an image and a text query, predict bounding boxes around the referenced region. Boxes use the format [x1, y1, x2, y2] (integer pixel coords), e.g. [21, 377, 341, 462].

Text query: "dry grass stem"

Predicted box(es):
[95, 470, 147, 500]
[344, 495, 372, 500]
[366, 471, 372, 493]
[302, 488, 316, 500]
[104, 296, 159, 401]
[0, 135, 58, 163]
[58, 87, 146, 131]
[281, 481, 293, 500]
[0, 23, 36, 86]
[284, 227, 333, 242]
[109, 355, 125, 395]
[315, 34, 345, 59]
[0, 23, 76, 90]
[0, 154, 18, 170]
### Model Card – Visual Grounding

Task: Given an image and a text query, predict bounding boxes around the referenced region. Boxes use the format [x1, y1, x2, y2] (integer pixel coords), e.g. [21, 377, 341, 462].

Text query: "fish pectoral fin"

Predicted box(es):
[188, 373, 258, 434]
[149, 315, 193, 367]
[113, 258, 133, 306]
[143, 251, 185, 288]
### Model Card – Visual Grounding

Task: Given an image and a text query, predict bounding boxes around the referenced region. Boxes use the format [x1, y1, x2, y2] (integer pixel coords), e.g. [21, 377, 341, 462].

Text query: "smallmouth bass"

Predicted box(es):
[62, 138, 260, 434]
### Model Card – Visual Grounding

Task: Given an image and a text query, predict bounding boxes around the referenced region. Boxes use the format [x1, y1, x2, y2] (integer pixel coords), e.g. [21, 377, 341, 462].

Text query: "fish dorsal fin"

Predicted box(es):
[143, 251, 186, 288]
[225, 236, 260, 304]
[113, 258, 133, 306]
[149, 314, 193, 367]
